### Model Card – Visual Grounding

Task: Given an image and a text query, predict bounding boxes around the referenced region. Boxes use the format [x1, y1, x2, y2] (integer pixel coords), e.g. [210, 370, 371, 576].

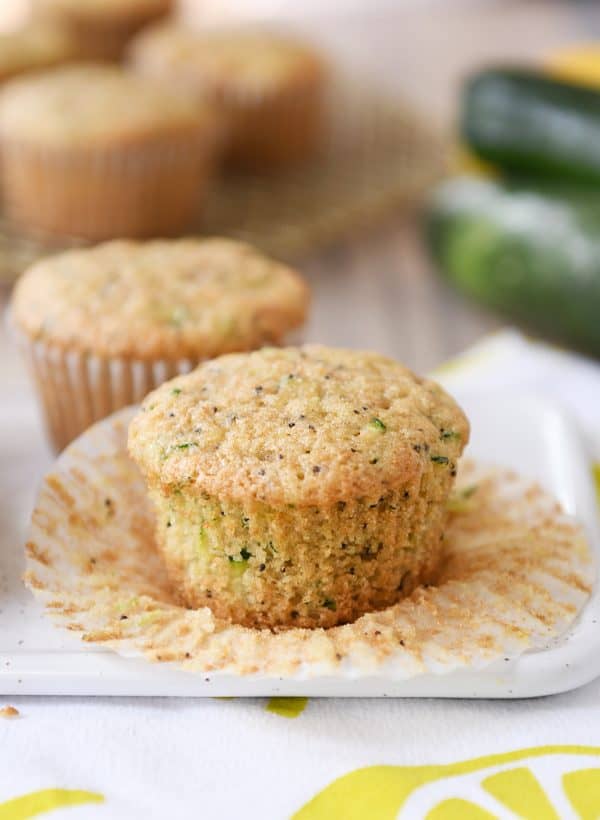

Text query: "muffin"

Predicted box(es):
[130, 25, 327, 169]
[128, 346, 469, 630]
[0, 24, 77, 83]
[31, 0, 174, 61]
[0, 64, 218, 241]
[11, 238, 309, 451]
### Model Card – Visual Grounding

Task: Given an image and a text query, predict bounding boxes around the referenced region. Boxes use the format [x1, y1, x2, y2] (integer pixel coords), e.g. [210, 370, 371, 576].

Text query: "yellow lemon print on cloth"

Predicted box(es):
[266, 698, 308, 718]
[0, 789, 103, 820]
[294, 746, 600, 820]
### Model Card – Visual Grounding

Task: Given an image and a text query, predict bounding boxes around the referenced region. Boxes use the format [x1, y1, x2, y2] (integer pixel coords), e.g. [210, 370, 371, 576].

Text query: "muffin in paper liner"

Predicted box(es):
[0, 65, 219, 242]
[10, 237, 309, 451]
[129, 26, 328, 170]
[24, 407, 595, 679]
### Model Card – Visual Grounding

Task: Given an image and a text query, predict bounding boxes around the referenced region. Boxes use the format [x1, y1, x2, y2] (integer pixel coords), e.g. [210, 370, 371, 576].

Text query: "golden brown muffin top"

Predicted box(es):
[33, 0, 172, 21]
[0, 24, 77, 83]
[12, 239, 309, 360]
[130, 25, 326, 97]
[0, 64, 211, 146]
[128, 346, 469, 506]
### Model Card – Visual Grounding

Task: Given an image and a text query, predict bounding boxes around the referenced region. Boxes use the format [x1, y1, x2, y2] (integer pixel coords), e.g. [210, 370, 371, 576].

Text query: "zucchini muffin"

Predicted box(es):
[31, 0, 174, 61]
[130, 25, 327, 169]
[128, 346, 469, 630]
[0, 24, 77, 83]
[0, 64, 218, 241]
[11, 238, 309, 451]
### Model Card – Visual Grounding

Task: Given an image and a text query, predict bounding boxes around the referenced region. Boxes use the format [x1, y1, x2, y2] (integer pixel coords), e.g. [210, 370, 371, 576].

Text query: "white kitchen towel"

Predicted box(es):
[1, 329, 600, 820]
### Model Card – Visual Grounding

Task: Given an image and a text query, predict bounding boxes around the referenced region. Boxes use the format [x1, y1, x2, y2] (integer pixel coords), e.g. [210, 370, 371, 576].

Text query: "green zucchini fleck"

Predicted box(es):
[369, 417, 386, 432]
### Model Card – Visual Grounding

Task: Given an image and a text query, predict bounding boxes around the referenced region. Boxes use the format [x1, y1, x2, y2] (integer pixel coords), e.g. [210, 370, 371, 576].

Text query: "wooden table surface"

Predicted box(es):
[1, 0, 598, 385]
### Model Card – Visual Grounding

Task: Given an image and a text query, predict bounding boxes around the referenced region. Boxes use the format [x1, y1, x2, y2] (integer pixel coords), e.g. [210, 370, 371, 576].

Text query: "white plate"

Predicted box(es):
[1, 391, 599, 698]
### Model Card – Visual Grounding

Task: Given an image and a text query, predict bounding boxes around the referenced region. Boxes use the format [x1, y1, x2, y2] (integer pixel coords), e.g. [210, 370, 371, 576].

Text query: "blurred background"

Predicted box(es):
[4, 0, 599, 129]
[4, 0, 600, 373]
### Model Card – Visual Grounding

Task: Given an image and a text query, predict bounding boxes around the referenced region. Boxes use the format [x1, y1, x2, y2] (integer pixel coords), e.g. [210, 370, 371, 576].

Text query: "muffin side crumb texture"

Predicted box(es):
[129, 346, 469, 628]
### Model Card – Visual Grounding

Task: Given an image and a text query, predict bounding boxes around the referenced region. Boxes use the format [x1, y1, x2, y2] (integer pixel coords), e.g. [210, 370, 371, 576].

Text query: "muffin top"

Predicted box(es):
[130, 25, 326, 97]
[128, 346, 469, 506]
[12, 239, 309, 360]
[0, 25, 76, 83]
[0, 64, 211, 146]
[34, 0, 172, 20]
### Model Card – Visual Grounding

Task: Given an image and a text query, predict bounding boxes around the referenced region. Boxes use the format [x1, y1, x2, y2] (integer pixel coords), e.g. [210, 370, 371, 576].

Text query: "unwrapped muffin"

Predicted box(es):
[0, 64, 218, 241]
[130, 25, 327, 169]
[0, 24, 77, 83]
[11, 238, 309, 451]
[128, 346, 469, 630]
[31, 0, 174, 61]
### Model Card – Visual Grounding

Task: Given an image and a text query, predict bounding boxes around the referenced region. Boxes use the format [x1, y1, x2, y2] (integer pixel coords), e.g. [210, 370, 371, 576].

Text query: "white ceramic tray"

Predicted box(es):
[1, 390, 599, 698]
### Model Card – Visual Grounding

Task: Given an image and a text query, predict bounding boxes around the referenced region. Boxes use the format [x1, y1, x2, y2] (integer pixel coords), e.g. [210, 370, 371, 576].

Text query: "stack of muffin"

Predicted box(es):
[0, 1, 329, 241]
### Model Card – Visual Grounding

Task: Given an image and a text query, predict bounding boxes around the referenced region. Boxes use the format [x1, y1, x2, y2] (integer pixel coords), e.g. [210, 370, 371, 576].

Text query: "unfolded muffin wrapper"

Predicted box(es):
[14, 326, 305, 452]
[24, 407, 595, 679]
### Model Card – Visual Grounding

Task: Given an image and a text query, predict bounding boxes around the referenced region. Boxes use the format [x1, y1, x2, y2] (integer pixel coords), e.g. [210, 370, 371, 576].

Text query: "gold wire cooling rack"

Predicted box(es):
[0, 75, 444, 284]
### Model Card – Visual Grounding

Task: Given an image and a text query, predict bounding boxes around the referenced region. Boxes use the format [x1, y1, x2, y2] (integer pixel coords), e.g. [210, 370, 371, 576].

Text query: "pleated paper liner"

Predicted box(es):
[0, 73, 443, 284]
[24, 407, 593, 679]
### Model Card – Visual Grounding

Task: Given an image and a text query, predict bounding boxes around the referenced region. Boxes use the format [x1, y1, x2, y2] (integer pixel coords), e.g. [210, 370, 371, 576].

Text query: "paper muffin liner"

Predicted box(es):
[0, 130, 217, 242]
[24, 407, 595, 679]
[14, 329, 199, 452]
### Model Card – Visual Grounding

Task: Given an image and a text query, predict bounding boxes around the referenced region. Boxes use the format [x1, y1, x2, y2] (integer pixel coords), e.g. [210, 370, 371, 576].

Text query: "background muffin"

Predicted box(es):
[0, 24, 77, 83]
[31, 0, 174, 61]
[11, 238, 309, 451]
[128, 346, 469, 630]
[0, 64, 218, 241]
[130, 25, 328, 169]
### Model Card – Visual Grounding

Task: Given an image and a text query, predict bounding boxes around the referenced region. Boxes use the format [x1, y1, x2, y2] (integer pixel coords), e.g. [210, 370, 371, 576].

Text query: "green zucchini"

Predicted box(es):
[427, 176, 600, 355]
[462, 68, 600, 183]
